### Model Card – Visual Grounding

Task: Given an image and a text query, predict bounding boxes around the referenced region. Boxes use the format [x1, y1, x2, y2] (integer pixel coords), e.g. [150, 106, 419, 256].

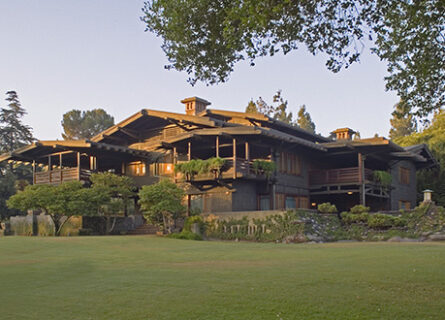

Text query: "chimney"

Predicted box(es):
[181, 97, 211, 116]
[331, 128, 356, 141]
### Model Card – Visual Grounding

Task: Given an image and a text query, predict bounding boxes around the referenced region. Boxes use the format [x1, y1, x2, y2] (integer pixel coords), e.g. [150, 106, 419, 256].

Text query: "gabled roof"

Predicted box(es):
[153, 126, 327, 152]
[0, 140, 157, 164]
[202, 109, 330, 143]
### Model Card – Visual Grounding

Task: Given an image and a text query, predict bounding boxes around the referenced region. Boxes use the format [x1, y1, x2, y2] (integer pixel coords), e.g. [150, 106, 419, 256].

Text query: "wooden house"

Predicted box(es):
[0, 97, 437, 213]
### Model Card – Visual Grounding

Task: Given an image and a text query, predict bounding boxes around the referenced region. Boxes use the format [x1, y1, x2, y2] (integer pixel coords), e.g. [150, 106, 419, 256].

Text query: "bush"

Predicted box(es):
[317, 202, 337, 213]
[184, 215, 206, 234]
[367, 214, 395, 229]
[341, 212, 369, 224]
[350, 205, 370, 214]
[167, 230, 203, 240]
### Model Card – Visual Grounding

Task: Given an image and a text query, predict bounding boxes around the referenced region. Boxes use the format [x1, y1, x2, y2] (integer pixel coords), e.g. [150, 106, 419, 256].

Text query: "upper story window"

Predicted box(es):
[279, 152, 301, 175]
[127, 161, 146, 176]
[399, 167, 410, 185]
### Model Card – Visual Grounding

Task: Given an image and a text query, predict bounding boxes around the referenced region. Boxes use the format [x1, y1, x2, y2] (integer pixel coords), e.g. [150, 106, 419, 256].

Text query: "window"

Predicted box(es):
[127, 162, 146, 176]
[399, 167, 410, 185]
[279, 152, 301, 175]
[399, 200, 411, 210]
[259, 196, 270, 211]
[285, 196, 296, 209]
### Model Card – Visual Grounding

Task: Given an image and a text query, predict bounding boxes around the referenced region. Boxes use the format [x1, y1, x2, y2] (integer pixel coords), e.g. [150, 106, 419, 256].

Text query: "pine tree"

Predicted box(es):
[245, 100, 258, 114]
[272, 90, 293, 124]
[62, 108, 114, 140]
[389, 101, 417, 139]
[296, 105, 316, 133]
[0, 91, 34, 152]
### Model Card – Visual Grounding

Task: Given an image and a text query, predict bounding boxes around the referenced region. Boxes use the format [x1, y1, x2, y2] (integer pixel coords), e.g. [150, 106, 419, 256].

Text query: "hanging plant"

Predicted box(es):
[252, 160, 276, 179]
[373, 170, 392, 187]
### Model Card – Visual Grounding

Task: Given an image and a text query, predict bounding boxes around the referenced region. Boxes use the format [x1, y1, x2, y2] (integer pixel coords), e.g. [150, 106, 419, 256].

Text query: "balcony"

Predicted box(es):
[34, 168, 91, 185]
[309, 167, 373, 186]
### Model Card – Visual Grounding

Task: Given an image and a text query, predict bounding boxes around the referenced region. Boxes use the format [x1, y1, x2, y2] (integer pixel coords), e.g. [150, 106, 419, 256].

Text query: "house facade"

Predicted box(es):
[0, 97, 436, 213]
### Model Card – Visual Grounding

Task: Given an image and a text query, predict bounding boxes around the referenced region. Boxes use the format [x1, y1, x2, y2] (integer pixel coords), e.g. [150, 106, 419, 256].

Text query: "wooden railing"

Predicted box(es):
[34, 168, 91, 185]
[309, 167, 373, 185]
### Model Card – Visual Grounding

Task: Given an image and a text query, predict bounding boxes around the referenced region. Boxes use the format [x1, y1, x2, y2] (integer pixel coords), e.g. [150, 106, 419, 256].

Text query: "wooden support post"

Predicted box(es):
[358, 153, 366, 206]
[32, 160, 36, 185]
[188, 141, 191, 161]
[77, 152, 81, 180]
[173, 147, 177, 181]
[216, 136, 219, 158]
[48, 156, 52, 183]
[59, 153, 63, 183]
[245, 141, 250, 161]
[233, 138, 237, 179]
[187, 195, 191, 217]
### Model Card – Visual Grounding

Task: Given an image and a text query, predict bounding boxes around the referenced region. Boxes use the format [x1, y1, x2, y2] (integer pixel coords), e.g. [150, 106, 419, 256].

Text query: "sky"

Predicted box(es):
[0, 0, 399, 141]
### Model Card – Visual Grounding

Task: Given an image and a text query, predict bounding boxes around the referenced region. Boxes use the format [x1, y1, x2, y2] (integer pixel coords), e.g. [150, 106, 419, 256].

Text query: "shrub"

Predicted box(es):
[184, 215, 206, 234]
[350, 205, 370, 214]
[317, 202, 337, 213]
[167, 230, 203, 240]
[367, 214, 395, 229]
[341, 212, 369, 224]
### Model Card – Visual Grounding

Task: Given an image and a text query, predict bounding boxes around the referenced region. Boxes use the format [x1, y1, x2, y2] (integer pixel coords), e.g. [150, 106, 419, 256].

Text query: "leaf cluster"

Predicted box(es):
[61, 109, 114, 140]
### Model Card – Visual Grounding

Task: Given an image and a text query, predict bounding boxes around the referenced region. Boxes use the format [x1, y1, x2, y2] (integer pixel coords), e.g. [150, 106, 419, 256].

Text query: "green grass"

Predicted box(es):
[1, 237, 445, 320]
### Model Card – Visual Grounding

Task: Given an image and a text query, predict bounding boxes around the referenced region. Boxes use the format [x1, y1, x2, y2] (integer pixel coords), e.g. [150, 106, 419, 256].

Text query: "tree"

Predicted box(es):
[138, 179, 185, 233]
[296, 105, 316, 133]
[245, 100, 258, 114]
[7, 182, 109, 235]
[142, 0, 444, 118]
[272, 90, 293, 124]
[0, 91, 34, 220]
[62, 109, 114, 140]
[389, 101, 417, 139]
[394, 109, 445, 206]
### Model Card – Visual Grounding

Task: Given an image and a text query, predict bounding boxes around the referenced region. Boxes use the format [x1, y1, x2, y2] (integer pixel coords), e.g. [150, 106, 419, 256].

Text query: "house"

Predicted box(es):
[0, 97, 437, 214]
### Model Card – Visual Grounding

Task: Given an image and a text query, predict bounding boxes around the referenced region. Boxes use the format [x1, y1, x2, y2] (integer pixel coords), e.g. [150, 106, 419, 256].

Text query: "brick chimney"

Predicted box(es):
[331, 128, 356, 140]
[181, 97, 211, 116]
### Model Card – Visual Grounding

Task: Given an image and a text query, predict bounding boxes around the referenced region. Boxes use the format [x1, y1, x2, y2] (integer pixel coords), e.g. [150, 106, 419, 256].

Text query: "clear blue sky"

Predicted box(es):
[0, 0, 399, 140]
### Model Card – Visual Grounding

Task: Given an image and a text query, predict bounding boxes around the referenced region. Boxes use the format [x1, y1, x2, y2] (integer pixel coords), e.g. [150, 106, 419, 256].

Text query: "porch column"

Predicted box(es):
[77, 152, 81, 180]
[32, 160, 36, 185]
[245, 141, 250, 175]
[59, 153, 63, 183]
[188, 141, 191, 161]
[233, 138, 237, 179]
[173, 147, 177, 181]
[48, 156, 52, 183]
[358, 153, 366, 206]
[216, 136, 219, 158]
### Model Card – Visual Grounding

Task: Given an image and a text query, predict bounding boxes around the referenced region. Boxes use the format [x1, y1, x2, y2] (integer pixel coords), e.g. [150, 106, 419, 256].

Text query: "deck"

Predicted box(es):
[309, 167, 373, 186]
[34, 168, 91, 185]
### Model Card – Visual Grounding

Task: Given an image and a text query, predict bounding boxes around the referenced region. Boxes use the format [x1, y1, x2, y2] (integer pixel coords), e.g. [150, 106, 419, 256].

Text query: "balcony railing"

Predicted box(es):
[309, 167, 373, 186]
[34, 168, 91, 185]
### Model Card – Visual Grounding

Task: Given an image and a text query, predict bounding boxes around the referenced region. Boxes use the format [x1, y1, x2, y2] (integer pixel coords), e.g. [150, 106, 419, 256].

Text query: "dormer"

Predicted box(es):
[331, 128, 356, 141]
[181, 97, 211, 116]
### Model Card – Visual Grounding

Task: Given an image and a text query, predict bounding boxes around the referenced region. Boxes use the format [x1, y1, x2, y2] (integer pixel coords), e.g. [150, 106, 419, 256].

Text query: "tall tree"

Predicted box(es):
[394, 110, 445, 206]
[272, 90, 293, 124]
[389, 101, 417, 139]
[0, 91, 34, 152]
[62, 109, 114, 140]
[246, 91, 295, 125]
[296, 105, 316, 133]
[0, 91, 34, 220]
[142, 0, 444, 118]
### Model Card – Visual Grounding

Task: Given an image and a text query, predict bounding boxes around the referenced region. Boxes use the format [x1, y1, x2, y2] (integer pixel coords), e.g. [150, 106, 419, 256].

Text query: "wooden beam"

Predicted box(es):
[118, 127, 140, 140]
[188, 141, 191, 161]
[358, 153, 366, 206]
[32, 160, 36, 185]
[77, 152, 81, 180]
[59, 153, 63, 183]
[216, 136, 219, 158]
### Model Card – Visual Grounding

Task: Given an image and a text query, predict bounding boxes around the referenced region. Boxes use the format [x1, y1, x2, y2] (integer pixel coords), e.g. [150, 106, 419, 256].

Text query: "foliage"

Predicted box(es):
[389, 101, 417, 139]
[245, 100, 258, 114]
[252, 160, 276, 179]
[243, 90, 295, 125]
[349, 205, 370, 214]
[367, 214, 405, 230]
[394, 110, 445, 206]
[341, 211, 369, 225]
[7, 182, 109, 235]
[61, 108, 114, 140]
[317, 202, 337, 214]
[373, 170, 392, 187]
[167, 230, 203, 240]
[175, 157, 226, 180]
[297, 105, 316, 133]
[138, 179, 185, 233]
[0, 91, 34, 219]
[183, 215, 206, 234]
[142, 0, 444, 117]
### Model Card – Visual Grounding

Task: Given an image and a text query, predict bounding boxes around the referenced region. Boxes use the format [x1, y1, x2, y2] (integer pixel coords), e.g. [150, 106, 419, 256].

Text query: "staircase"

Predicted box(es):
[127, 223, 159, 235]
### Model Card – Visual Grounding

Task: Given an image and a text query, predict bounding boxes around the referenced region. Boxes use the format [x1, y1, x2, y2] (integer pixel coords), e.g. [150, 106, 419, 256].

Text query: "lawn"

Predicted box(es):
[1, 237, 444, 320]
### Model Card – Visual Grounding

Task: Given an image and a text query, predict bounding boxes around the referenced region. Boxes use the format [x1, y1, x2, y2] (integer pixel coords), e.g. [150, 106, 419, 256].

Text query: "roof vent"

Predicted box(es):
[331, 128, 356, 141]
[181, 97, 211, 116]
